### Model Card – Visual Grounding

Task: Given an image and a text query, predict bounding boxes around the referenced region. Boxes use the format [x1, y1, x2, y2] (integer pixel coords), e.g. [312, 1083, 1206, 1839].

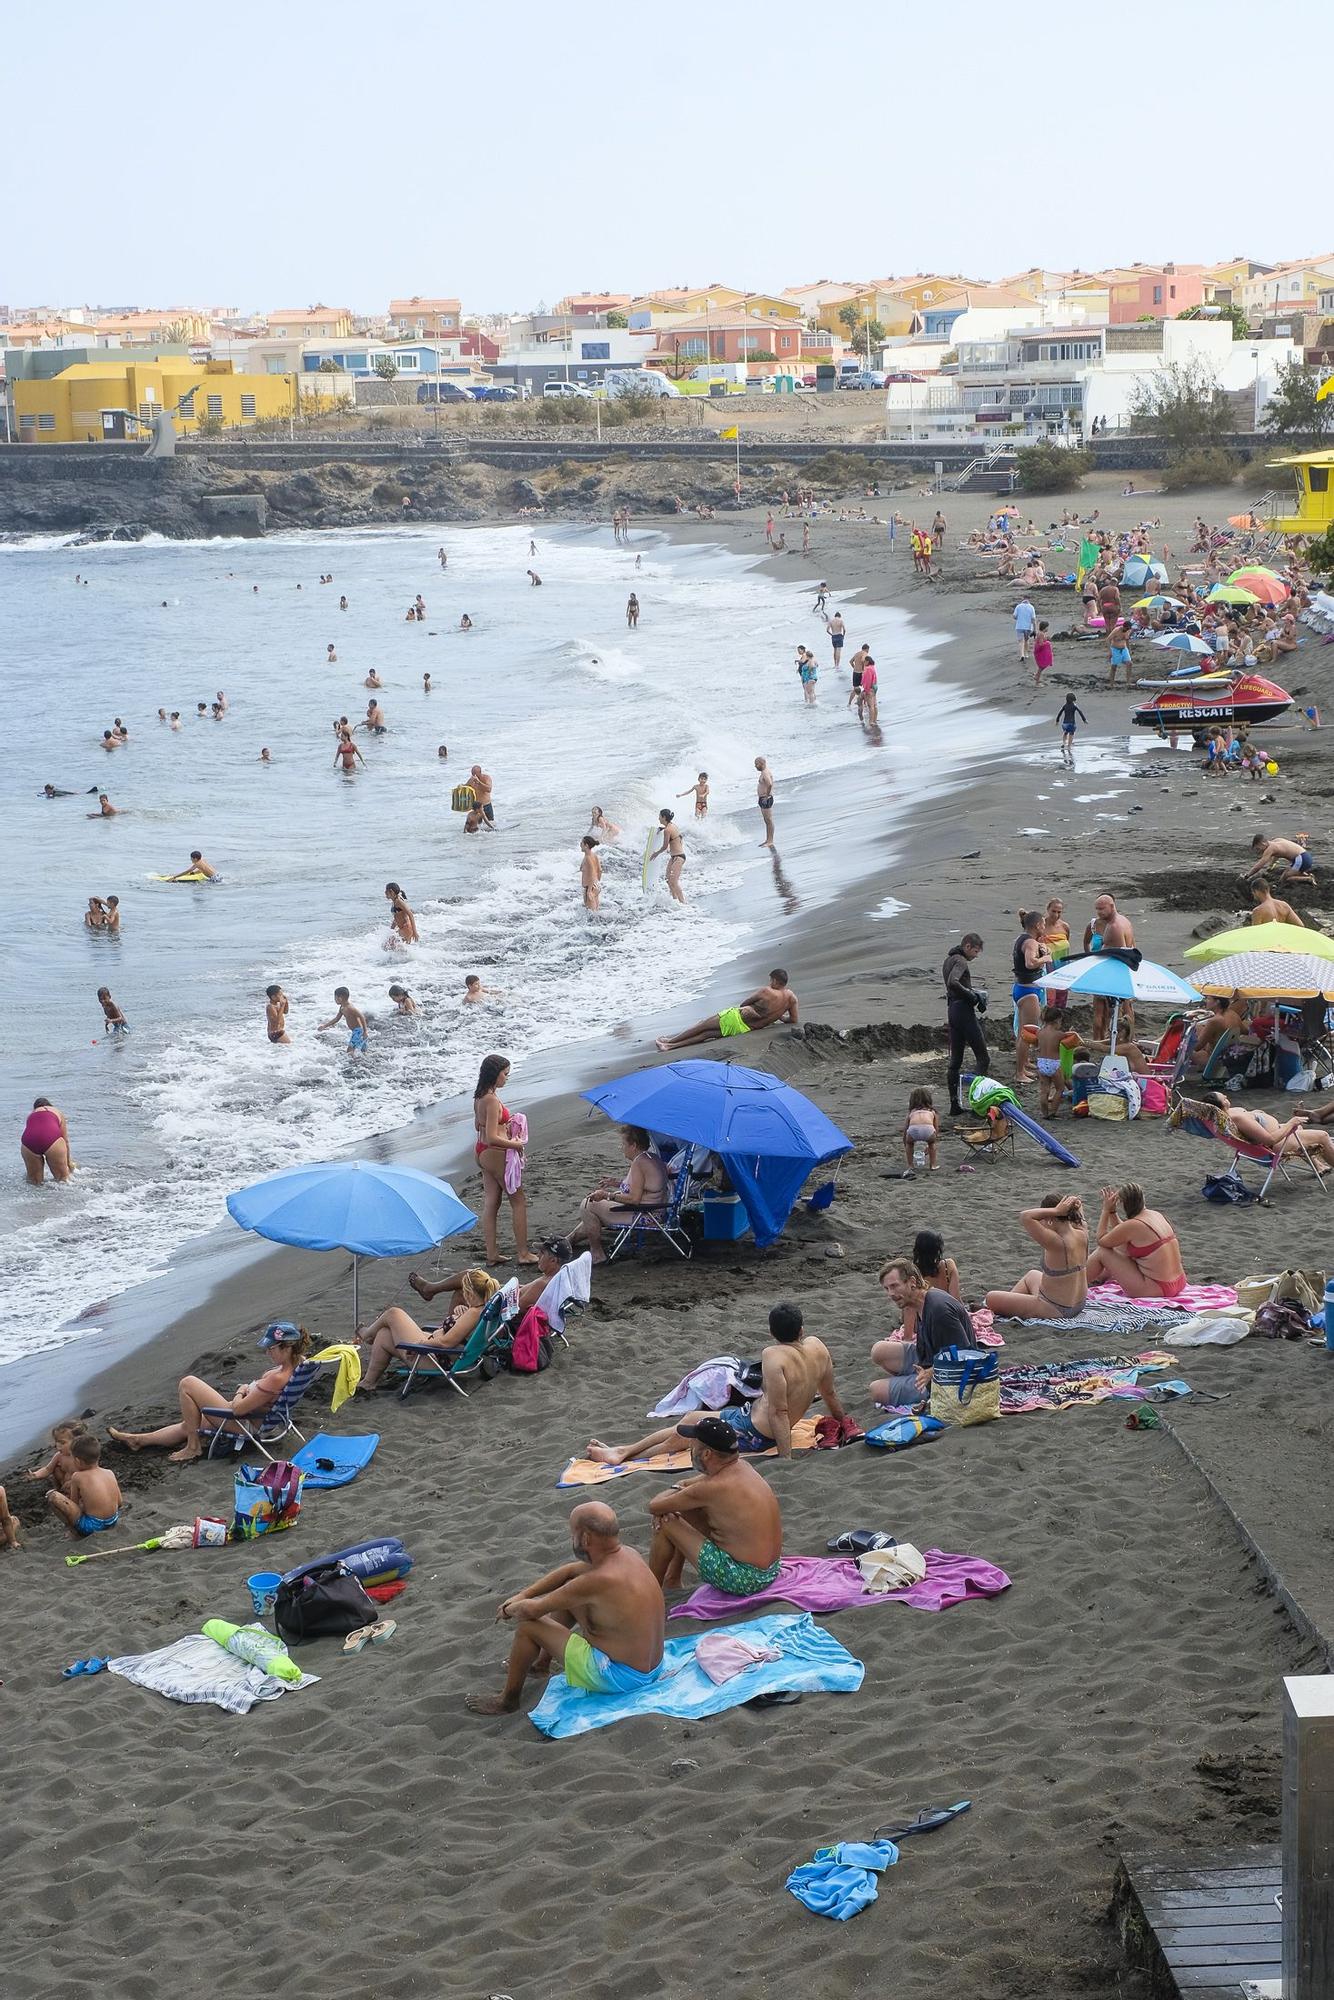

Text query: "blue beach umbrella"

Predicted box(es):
[1151, 631, 1215, 656]
[1036, 954, 1198, 1047]
[227, 1160, 476, 1322]
[581, 1060, 852, 1247]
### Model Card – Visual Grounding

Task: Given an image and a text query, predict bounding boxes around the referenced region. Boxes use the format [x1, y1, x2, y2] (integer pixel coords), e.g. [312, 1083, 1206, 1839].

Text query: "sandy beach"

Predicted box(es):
[7, 474, 1333, 2000]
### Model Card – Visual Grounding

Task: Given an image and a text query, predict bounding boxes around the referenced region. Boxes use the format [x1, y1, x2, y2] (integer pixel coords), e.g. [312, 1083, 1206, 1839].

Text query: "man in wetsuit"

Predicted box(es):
[943, 933, 988, 1116]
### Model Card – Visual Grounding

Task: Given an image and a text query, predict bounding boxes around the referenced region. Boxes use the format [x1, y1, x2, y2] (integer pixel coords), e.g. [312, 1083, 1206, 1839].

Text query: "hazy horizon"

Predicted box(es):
[8, 0, 1329, 315]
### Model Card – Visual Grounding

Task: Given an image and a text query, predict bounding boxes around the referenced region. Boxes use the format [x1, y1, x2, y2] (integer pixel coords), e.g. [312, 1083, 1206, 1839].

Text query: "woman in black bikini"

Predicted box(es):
[984, 1194, 1088, 1321]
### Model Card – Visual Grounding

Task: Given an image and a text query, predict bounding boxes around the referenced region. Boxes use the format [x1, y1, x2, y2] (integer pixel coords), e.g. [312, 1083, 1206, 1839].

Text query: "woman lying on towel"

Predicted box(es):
[567, 1125, 669, 1264]
[983, 1193, 1089, 1322]
[1085, 1182, 1188, 1298]
[110, 1323, 312, 1464]
[355, 1269, 501, 1392]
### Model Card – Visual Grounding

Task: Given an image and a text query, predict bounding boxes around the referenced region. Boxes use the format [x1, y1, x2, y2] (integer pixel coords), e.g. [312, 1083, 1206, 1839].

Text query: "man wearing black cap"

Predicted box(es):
[587, 1301, 846, 1466]
[646, 1415, 784, 1596]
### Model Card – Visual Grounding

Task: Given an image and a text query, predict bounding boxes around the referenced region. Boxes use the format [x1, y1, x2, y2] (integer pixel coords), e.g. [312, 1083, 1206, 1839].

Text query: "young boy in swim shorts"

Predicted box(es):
[319, 986, 369, 1052]
[46, 1435, 121, 1538]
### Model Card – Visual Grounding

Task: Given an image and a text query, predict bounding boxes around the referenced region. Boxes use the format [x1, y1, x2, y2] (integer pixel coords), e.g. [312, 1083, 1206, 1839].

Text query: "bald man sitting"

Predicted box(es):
[466, 1502, 666, 1715]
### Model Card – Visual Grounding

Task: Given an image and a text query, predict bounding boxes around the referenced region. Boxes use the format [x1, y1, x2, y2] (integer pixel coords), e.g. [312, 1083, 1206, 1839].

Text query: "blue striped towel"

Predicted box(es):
[528, 1612, 864, 1739]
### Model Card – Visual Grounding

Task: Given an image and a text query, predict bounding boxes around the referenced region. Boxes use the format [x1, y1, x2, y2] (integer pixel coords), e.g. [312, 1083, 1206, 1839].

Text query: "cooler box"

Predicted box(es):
[701, 1192, 749, 1242]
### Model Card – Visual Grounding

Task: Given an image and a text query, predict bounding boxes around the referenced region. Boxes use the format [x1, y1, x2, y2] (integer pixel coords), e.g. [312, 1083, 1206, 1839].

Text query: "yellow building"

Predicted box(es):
[14, 358, 296, 442]
[1265, 450, 1334, 535]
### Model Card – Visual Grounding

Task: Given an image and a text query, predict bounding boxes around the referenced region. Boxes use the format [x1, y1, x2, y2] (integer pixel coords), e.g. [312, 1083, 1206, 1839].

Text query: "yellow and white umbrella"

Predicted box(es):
[1189, 951, 1334, 1001]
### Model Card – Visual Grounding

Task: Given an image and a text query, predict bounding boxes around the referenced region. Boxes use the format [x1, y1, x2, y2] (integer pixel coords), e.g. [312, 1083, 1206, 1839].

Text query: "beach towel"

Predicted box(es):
[538, 1250, 592, 1334]
[559, 1417, 820, 1488]
[671, 1550, 1011, 1623]
[990, 1299, 1198, 1338]
[999, 1351, 1174, 1415]
[290, 1433, 380, 1489]
[1087, 1280, 1238, 1314]
[106, 1632, 319, 1713]
[786, 1840, 899, 1921]
[527, 1612, 863, 1739]
[504, 1112, 528, 1194]
[649, 1355, 759, 1420]
[310, 1343, 361, 1412]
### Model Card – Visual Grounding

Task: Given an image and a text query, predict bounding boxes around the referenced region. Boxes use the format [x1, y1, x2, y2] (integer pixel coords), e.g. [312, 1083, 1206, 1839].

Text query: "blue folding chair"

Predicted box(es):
[201, 1359, 322, 1463]
[607, 1160, 694, 1262]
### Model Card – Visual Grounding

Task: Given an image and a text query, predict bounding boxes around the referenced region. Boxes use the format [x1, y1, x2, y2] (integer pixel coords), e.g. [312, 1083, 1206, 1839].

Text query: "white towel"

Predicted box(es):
[107, 1633, 319, 1713]
[538, 1250, 592, 1333]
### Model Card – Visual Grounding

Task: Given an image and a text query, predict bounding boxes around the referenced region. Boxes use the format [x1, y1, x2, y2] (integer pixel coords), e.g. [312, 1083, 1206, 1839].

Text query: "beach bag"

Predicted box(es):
[232, 1460, 304, 1541]
[1273, 1268, 1325, 1315]
[450, 784, 476, 813]
[930, 1347, 1000, 1428]
[1202, 1172, 1257, 1204]
[1252, 1298, 1312, 1342]
[274, 1561, 378, 1643]
[1088, 1092, 1128, 1122]
[1140, 1078, 1168, 1117]
[864, 1413, 947, 1451]
[508, 1303, 552, 1374]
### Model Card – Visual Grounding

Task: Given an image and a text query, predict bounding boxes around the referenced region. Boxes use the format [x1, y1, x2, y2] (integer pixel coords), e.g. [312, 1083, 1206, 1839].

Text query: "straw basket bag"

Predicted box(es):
[930, 1347, 1000, 1428]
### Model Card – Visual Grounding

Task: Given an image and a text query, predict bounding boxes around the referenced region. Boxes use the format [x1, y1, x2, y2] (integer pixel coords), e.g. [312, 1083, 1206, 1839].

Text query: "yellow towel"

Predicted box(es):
[311, 1343, 361, 1414]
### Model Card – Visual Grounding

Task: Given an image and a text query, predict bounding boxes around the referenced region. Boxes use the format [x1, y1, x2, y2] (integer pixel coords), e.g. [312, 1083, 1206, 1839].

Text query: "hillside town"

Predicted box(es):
[5, 256, 1334, 445]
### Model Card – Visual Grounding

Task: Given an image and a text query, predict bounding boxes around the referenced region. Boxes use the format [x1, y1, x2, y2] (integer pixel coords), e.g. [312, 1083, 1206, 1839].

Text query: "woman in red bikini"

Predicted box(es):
[473, 1053, 536, 1267]
[1086, 1182, 1187, 1298]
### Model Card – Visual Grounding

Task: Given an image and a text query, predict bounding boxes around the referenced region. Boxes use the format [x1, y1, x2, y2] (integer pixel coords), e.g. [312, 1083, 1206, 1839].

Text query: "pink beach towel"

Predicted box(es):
[1087, 1280, 1238, 1314]
[670, 1550, 1011, 1623]
[503, 1112, 528, 1194]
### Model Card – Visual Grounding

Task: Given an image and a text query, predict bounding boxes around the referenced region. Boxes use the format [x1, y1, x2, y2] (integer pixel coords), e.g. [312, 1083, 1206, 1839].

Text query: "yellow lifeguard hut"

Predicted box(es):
[1265, 448, 1334, 535]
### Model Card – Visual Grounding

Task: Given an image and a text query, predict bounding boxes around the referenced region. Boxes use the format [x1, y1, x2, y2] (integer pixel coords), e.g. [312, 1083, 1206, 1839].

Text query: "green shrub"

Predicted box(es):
[802, 450, 874, 487]
[1303, 522, 1334, 579]
[1160, 449, 1241, 491]
[1015, 440, 1091, 493]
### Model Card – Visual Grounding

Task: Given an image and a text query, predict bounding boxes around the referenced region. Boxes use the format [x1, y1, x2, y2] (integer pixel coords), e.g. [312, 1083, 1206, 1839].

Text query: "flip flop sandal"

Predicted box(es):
[343, 1619, 398, 1654]
[745, 1690, 802, 1708]
[873, 1800, 972, 1841]
[826, 1530, 897, 1556]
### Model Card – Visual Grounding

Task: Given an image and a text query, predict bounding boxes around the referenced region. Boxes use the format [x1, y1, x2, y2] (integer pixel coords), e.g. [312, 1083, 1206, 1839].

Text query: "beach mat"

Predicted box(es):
[671, 1550, 1011, 1623]
[528, 1612, 863, 1738]
[559, 1416, 820, 1487]
[1087, 1280, 1238, 1313]
[291, 1434, 380, 1489]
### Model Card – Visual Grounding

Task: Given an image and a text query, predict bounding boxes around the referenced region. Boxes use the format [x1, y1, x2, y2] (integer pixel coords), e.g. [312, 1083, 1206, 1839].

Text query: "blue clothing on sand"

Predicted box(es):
[786, 1840, 900, 1920]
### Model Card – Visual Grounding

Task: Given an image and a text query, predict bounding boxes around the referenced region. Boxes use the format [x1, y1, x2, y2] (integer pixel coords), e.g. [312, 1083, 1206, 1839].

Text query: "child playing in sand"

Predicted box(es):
[1036, 1007, 1068, 1120]
[1, 1483, 22, 1549]
[46, 1434, 121, 1538]
[902, 1087, 940, 1171]
[25, 1419, 88, 1491]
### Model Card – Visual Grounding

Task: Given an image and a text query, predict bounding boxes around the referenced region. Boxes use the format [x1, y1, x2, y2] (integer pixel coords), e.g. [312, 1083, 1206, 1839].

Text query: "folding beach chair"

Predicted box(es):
[606, 1159, 695, 1262]
[201, 1359, 322, 1463]
[1170, 1095, 1328, 1202]
[394, 1314, 493, 1402]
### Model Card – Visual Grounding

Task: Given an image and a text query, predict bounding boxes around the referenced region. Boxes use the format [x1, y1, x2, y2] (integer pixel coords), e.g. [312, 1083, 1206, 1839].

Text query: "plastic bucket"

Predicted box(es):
[247, 1570, 283, 1618]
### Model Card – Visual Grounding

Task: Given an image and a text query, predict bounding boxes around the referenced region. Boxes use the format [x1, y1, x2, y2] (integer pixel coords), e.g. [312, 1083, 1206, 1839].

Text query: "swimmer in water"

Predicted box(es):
[157, 708, 168, 724]
[87, 795, 119, 818]
[170, 712, 182, 729]
[97, 987, 128, 1034]
[677, 773, 709, 819]
[389, 984, 418, 1015]
[334, 732, 365, 772]
[464, 975, 502, 1004]
[196, 704, 208, 719]
[437, 744, 449, 760]
[527, 570, 542, 587]
[215, 691, 228, 712]
[589, 805, 621, 839]
[112, 719, 128, 742]
[423, 672, 432, 693]
[581, 836, 602, 911]
[99, 730, 118, 752]
[259, 747, 271, 763]
[365, 669, 383, 689]
[85, 897, 106, 930]
[460, 614, 473, 630]
[265, 983, 291, 1045]
[103, 895, 120, 933]
[44, 784, 75, 798]
[165, 850, 217, 881]
[318, 986, 369, 1054]
[327, 644, 338, 663]
[339, 595, 348, 611]
[385, 882, 419, 945]
[361, 699, 387, 735]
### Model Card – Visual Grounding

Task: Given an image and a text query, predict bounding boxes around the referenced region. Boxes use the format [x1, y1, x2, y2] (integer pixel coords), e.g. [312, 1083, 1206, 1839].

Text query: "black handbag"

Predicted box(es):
[274, 1561, 378, 1642]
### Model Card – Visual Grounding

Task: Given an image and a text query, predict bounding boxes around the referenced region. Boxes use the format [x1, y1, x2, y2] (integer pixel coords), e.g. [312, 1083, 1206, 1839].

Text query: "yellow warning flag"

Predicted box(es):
[720, 424, 739, 440]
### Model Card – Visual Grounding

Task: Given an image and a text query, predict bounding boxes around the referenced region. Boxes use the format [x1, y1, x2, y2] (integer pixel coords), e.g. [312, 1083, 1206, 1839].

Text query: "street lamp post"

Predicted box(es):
[1250, 346, 1262, 430]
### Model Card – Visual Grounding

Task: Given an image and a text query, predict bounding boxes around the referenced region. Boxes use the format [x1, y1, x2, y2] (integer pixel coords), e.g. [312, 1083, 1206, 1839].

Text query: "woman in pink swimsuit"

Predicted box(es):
[473, 1054, 536, 1266]
[21, 1099, 73, 1184]
[1086, 1182, 1187, 1298]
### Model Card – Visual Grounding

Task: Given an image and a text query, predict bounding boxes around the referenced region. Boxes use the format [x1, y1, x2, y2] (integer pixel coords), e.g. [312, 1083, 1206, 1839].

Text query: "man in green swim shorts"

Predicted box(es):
[644, 1414, 784, 1595]
[465, 1501, 666, 1716]
[654, 968, 800, 1052]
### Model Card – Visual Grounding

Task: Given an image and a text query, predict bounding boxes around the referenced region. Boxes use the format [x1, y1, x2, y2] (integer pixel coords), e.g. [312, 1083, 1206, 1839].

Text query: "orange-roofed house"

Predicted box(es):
[389, 298, 462, 338]
[265, 305, 354, 340]
[553, 292, 633, 319]
[94, 308, 213, 344]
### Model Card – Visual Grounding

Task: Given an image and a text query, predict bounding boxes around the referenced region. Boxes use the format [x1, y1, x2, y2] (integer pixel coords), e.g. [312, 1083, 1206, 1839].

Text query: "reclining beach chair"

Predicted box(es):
[606, 1158, 695, 1262]
[1170, 1095, 1327, 1201]
[394, 1313, 494, 1402]
[201, 1359, 322, 1463]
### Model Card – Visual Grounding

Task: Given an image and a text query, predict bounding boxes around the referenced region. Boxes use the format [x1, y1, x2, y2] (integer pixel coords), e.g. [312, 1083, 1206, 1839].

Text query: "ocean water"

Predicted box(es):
[0, 522, 1018, 1365]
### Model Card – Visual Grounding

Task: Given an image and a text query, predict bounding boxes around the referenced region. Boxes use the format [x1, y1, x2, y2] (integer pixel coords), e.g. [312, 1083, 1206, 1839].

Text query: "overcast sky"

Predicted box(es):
[9, 0, 1329, 315]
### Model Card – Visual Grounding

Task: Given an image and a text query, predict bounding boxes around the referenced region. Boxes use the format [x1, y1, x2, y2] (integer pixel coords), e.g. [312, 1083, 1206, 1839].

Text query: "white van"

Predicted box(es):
[542, 380, 594, 399]
[603, 369, 678, 399]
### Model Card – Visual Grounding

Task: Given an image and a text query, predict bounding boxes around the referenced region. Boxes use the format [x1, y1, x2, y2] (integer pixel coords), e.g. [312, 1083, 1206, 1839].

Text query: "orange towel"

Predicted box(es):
[558, 1416, 821, 1488]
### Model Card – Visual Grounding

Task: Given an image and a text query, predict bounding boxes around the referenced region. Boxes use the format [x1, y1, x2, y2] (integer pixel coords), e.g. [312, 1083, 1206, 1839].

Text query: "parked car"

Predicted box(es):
[854, 370, 887, 390]
[542, 381, 594, 399]
[473, 384, 518, 402]
[436, 382, 474, 403]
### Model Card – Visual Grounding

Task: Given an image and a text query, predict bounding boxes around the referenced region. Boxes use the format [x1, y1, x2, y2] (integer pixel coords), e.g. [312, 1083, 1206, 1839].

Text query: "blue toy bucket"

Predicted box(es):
[247, 1570, 282, 1618]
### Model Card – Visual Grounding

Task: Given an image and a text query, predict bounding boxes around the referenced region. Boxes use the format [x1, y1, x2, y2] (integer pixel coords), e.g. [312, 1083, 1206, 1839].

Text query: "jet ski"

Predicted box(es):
[1131, 669, 1292, 735]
